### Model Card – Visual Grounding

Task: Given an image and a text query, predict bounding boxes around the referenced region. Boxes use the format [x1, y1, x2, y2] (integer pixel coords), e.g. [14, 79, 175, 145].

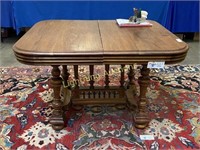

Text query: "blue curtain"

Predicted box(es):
[1, 1, 199, 33]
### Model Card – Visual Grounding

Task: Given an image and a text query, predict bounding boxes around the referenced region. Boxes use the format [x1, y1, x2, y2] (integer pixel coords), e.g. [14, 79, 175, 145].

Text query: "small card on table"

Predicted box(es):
[116, 19, 153, 27]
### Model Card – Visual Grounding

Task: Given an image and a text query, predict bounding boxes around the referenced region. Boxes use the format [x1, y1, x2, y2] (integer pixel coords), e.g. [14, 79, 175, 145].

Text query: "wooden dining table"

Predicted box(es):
[13, 20, 188, 130]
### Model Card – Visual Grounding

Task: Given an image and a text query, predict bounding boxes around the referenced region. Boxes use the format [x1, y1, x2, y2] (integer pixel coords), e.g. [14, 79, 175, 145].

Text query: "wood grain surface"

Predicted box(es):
[13, 20, 189, 65]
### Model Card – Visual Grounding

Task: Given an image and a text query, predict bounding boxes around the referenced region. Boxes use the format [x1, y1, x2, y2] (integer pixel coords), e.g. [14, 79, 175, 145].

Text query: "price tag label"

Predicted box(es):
[147, 61, 165, 69]
[140, 135, 155, 140]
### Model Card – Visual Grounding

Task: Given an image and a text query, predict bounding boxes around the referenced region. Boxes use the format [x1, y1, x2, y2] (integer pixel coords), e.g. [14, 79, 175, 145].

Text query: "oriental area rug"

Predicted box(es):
[0, 64, 200, 150]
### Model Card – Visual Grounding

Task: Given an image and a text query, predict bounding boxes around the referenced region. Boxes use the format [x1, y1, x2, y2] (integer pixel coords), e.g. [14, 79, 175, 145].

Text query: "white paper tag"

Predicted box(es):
[140, 135, 155, 140]
[147, 61, 165, 69]
[176, 38, 183, 42]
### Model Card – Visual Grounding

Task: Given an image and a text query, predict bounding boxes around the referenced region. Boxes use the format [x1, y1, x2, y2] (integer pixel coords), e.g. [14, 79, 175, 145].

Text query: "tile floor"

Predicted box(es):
[0, 35, 199, 67]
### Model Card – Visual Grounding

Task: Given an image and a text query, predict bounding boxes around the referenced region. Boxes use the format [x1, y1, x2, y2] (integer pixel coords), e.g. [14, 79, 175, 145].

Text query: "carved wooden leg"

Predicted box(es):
[105, 64, 110, 88]
[72, 65, 83, 110]
[115, 64, 126, 110]
[127, 64, 137, 110]
[62, 65, 70, 87]
[62, 65, 71, 111]
[120, 64, 125, 88]
[49, 65, 65, 130]
[89, 65, 94, 89]
[134, 64, 150, 129]
[127, 64, 137, 95]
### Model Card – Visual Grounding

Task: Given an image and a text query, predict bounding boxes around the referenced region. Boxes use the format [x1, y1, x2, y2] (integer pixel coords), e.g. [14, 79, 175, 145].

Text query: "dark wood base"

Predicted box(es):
[50, 116, 65, 130]
[134, 65, 150, 129]
[50, 65, 65, 130]
[134, 112, 150, 129]
[49, 64, 150, 130]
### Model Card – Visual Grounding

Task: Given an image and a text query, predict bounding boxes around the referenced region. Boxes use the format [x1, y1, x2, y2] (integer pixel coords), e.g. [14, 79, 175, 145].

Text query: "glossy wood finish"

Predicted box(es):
[99, 20, 188, 64]
[13, 20, 103, 65]
[13, 20, 189, 130]
[13, 20, 188, 65]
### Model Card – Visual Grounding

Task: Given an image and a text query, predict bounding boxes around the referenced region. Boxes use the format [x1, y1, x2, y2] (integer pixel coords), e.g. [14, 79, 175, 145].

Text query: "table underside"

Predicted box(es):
[49, 64, 151, 130]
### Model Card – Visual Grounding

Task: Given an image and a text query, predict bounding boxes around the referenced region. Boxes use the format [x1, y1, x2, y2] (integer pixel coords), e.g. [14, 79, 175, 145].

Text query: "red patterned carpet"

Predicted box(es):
[0, 65, 199, 150]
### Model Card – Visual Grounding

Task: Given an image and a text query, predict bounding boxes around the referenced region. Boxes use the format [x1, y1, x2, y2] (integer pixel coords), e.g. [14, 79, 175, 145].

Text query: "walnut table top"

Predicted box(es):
[13, 20, 188, 65]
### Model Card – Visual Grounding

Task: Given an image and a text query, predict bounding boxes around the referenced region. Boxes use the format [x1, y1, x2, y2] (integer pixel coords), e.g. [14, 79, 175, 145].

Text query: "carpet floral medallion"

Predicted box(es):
[0, 64, 199, 150]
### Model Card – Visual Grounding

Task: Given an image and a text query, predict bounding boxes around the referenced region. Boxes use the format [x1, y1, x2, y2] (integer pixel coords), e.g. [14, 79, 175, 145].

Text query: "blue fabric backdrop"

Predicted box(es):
[168, 1, 199, 32]
[1, 1, 199, 33]
[1, 1, 15, 28]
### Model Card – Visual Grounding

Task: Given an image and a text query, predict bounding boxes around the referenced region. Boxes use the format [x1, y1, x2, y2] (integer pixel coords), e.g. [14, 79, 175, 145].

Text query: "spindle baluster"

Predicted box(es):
[89, 65, 94, 89]
[105, 64, 110, 88]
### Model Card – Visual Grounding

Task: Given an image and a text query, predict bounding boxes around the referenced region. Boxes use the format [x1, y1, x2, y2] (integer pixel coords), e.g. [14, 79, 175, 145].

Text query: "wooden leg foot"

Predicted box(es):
[52, 125, 64, 131]
[50, 115, 65, 130]
[134, 112, 150, 129]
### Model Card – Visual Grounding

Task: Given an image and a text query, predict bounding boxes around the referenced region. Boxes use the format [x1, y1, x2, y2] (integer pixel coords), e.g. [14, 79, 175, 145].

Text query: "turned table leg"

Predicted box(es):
[134, 64, 150, 129]
[126, 65, 138, 110]
[62, 65, 71, 111]
[49, 65, 65, 130]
